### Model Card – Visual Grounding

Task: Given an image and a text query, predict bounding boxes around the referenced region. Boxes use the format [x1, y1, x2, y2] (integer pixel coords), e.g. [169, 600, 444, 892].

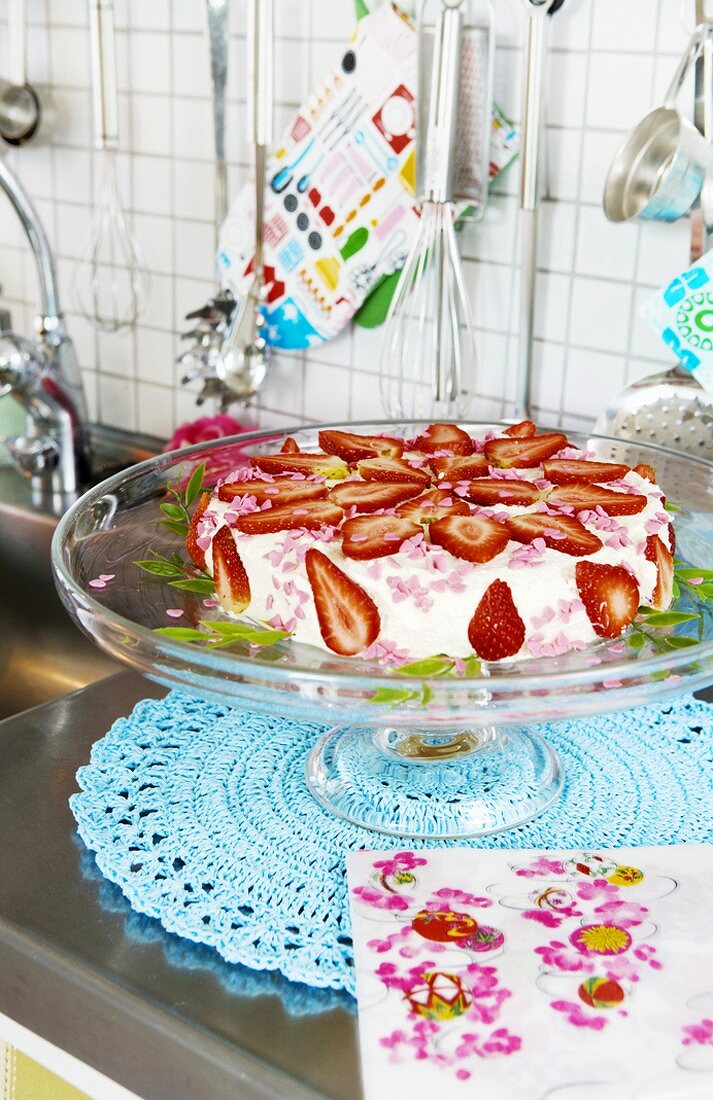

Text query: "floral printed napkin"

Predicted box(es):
[347, 845, 713, 1099]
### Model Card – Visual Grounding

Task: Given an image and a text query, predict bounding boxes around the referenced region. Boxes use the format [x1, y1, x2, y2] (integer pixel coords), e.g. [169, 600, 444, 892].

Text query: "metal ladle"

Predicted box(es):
[214, 0, 273, 402]
[0, 0, 41, 146]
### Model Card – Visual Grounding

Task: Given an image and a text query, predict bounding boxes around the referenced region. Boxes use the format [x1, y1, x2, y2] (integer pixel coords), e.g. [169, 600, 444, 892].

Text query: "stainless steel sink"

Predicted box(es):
[0, 425, 162, 719]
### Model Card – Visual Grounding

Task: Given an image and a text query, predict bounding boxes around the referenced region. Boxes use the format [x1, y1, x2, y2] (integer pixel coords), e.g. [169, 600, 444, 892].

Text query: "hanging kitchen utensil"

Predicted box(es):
[378, 0, 477, 419]
[206, 0, 229, 249]
[596, 9, 713, 460]
[417, 0, 495, 217]
[74, 0, 149, 334]
[603, 25, 711, 225]
[516, 0, 564, 420]
[214, 0, 273, 401]
[0, 0, 41, 145]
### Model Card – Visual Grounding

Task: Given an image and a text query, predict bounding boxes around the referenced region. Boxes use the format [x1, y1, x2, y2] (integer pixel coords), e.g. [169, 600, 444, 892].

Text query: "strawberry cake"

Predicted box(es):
[185, 422, 675, 664]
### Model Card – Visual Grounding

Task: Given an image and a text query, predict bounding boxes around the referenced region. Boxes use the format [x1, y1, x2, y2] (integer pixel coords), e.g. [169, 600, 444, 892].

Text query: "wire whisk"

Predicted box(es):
[379, 0, 477, 420]
[74, 0, 149, 334]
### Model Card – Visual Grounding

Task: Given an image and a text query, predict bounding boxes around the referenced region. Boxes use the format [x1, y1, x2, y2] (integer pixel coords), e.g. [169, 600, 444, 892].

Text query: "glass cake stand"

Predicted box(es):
[52, 422, 713, 839]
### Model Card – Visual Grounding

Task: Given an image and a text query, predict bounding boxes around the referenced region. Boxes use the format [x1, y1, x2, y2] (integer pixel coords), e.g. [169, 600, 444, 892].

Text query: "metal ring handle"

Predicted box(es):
[663, 23, 712, 109]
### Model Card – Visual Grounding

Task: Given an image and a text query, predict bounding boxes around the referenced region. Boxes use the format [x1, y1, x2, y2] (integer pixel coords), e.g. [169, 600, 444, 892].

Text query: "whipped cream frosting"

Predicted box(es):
[196, 435, 672, 664]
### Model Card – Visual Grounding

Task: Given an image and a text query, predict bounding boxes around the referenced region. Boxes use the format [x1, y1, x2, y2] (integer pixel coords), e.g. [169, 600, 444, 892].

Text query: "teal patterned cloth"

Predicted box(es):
[71, 691, 713, 995]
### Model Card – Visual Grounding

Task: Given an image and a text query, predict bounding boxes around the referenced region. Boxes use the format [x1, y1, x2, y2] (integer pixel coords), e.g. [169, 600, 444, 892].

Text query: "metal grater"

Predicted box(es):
[416, 0, 495, 214]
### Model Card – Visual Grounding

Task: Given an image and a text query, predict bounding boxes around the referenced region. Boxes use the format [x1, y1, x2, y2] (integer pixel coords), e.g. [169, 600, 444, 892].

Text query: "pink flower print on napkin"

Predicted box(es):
[515, 856, 566, 878]
[683, 1018, 713, 1046]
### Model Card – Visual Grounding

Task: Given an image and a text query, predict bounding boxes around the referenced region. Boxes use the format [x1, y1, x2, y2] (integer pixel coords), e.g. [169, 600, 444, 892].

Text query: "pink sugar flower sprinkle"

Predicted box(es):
[166, 608, 184, 619]
[89, 578, 106, 589]
[688, 576, 704, 585]
[203, 598, 218, 607]
[100, 573, 115, 582]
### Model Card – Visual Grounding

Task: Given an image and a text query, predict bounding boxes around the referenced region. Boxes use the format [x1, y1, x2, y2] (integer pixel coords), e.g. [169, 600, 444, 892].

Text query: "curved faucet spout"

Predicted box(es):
[0, 155, 91, 507]
[0, 156, 60, 321]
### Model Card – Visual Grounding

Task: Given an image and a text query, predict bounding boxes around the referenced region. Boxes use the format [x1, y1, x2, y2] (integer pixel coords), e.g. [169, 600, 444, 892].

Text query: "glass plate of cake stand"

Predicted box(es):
[52, 422, 713, 839]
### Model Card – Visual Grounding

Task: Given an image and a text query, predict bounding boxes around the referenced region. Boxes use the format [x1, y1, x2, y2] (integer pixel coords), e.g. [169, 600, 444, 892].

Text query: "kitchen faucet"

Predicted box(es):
[0, 154, 91, 512]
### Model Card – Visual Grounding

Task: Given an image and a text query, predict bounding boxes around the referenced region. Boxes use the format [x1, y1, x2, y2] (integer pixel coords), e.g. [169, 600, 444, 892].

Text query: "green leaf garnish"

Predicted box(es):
[396, 655, 456, 678]
[154, 627, 208, 642]
[135, 558, 184, 577]
[168, 577, 217, 594]
[368, 651, 483, 707]
[159, 518, 190, 538]
[184, 461, 207, 508]
[154, 619, 291, 650]
[369, 687, 424, 707]
[643, 611, 699, 627]
[160, 502, 188, 522]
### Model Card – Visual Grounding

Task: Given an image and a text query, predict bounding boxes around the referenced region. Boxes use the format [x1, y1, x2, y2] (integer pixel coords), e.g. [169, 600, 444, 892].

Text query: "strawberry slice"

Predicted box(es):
[280, 436, 300, 453]
[506, 513, 603, 557]
[412, 422, 474, 455]
[467, 580, 525, 661]
[305, 548, 380, 655]
[212, 526, 251, 614]
[503, 420, 536, 438]
[251, 453, 349, 479]
[464, 478, 542, 507]
[547, 484, 646, 516]
[236, 499, 343, 535]
[484, 432, 567, 469]
[186, 491, 210, 570]
[318, 429, 403, 462]
[341, 515, 422, 560]
[645, 534, 673, 610]
[543, 459, 631, 484]
[575, 561, 639, 638]
[430, 514, 509, 564]
[633, 463, 656, 483]
[395, 488, 470, 524]
[218, 478, 327, 506]
[357, 456, 432, 485]
[430, 454, 489, 480]
[329, 480, 422, 513]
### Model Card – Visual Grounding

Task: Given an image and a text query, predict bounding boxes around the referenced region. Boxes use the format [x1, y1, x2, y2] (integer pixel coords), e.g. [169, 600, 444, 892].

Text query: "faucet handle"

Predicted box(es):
[5, 434, 60, 477]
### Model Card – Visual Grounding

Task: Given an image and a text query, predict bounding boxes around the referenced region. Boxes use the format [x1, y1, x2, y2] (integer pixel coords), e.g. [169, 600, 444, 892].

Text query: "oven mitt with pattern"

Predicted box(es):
[217, 2, 518, 350]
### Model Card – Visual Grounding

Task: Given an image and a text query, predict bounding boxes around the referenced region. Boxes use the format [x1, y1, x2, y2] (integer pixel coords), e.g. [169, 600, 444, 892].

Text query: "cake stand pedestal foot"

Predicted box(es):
[305, 723, 563, 839]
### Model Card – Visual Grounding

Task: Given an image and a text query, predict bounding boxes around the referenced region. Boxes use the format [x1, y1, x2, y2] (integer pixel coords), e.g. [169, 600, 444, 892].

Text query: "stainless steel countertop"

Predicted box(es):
[0, 672, 360, 1100]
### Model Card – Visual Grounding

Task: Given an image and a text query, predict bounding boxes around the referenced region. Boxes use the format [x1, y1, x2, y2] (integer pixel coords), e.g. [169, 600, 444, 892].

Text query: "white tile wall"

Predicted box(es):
[0, 0, 696, 440]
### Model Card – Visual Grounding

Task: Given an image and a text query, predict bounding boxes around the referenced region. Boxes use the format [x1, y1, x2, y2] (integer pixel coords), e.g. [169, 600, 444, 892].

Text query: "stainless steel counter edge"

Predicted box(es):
[0, 915, 325, 1100]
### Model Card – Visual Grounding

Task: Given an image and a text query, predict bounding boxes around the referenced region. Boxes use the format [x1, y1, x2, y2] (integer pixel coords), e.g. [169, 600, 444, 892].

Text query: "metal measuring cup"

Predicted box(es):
[604, 24, 712, 223]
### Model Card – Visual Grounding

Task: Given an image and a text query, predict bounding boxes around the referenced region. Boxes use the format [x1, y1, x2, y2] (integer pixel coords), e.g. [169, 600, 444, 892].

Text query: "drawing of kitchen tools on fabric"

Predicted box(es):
[271, 89, 365, 194]
[332, 176, 387, 238]
[372, 83, 416, 153]
[355, 126, 399, 175]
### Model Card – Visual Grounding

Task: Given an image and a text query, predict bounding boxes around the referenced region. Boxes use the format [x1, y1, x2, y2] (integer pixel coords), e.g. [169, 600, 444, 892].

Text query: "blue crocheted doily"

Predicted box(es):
[71, 691, 713, 996]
